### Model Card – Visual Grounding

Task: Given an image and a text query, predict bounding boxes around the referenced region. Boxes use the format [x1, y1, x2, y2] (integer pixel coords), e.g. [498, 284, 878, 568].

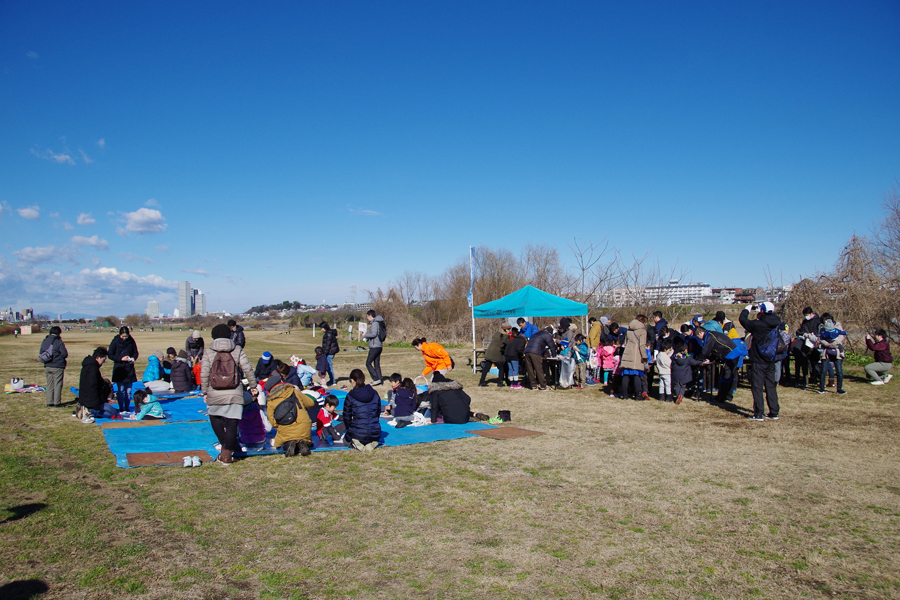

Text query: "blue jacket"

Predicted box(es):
[394, 387, 417, 418]
[142, 355, 163, 382]
[343, 384, 382, 445]
[519, 322, 539, 339]
[135, 396, 165, 420]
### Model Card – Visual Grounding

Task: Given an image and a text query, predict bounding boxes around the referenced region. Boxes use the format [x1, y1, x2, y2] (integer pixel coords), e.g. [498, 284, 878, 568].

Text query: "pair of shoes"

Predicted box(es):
[81, 415, 95, 424]
[870, 380, 885, 386]
[488, 416, 503, 425]
[538, 386, 548, 391]
[885, 374, 894, 384]
[746, 414, 765, 422]
[675, 395, 683, 405]
[296, 440, 311, 456]
[474, 413, 490, 422]
[585, 379, 598, 386]
[182, 455, 202, 467]
[215, 449, 234, 465]
[816, 390, 826, 394]
[283, 440, 297, 457]
[764, 413, 779, 420]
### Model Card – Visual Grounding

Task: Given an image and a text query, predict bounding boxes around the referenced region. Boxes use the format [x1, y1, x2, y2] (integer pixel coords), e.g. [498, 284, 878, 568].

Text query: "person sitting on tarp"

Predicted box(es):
[127, 390, 165, 421]
[141, 350, 171, 394]
[254, 351, 277, 381]
[425, 373, 488, 425]
[77, 347, 117, 423]
[170, 350, 195, 393]
[290, 355, 316, 387]
[161, 347, 177, 383]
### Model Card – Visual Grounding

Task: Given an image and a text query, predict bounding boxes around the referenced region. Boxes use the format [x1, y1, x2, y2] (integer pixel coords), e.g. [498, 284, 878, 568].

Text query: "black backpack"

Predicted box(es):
[378, 320, 387, 342]
[273, 394, 300, 426]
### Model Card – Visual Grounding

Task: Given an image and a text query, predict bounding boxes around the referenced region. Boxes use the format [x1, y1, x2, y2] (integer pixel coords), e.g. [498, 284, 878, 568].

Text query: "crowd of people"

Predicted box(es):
[35, 304, 894, 462]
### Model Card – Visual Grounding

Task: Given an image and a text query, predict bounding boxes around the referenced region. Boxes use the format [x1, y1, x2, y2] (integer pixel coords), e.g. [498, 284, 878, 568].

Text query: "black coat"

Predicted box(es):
[39, 334, 68, 369]
[672, 354, 704, 385]
[740, 310, 782, 364]
[254, 358, 277, 380]
[185, 336, 205, 360]
[428, 379, 472, 424]
[700, 331, 737, 361]
[343, 384, 382, 444]
[107, 335, 139, 384]
[524, 330, 557, 357]
[231, 325, 246, 348]
[322, 328, 340, 356]
[169, 358, 195, 393]
[504, 335, 527, 360]
[78, 356, 110, 410]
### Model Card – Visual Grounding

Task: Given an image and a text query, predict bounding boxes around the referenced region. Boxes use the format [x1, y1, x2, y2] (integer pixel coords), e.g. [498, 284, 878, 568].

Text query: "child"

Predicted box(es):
[170, 350, 195, 393]
[316, 394, 346, 446]
[382, 373, 403, 417]
[597, 337, 619, 387]
[671, 339, 708, 405]
[128, 389, 164, 420]
[571, 334, 589, 389]
[656, 339, 673, 402]
[504, 327, 527, 389]
[238, 390, 267, 449]
[391, 378, 419, 425]
[314, 346, 329, 388]
[141, 350, 170, 393]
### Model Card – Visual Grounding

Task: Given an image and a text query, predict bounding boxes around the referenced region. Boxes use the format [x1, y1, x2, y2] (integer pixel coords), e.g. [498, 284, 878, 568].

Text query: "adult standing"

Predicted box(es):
[816, 313, 847, 395]
[363, 310, 385, 385]
[479, 323, 510, 387]
[516, 318, 539, 339]
[620, 316, 649, 400]
[739, 302, 781, 421]
[693, 327, 743, 403]
[587, 317, 604, 349]
[523, 326, 557, 390]
[319, 322, 340, 386]
[185, 330, 205, 364]
[39, 326, 68, 407]
[413, 337, 453, 379]
[201, 324, 257, 465]
[227, 319, 245, 349]
[792, 307, 821, 388]
[108, 326, 139, 413]
[864, 329, 893, 385]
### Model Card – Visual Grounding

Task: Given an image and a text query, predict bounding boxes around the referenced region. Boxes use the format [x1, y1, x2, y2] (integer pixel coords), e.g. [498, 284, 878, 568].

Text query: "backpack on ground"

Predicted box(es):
[272, 394, 300, 426]
[210, 350, 239, 390]
[757, 324, 788, 362]
[378, 320, 387, 342]
[39, 341, 54, 364]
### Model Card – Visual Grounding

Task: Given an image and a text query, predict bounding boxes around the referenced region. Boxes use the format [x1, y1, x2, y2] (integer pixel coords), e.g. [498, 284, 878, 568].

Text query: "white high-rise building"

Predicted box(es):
[198, 293, 207, 316]
[178, 281, 193, 318]
[147, 301, 160, 318]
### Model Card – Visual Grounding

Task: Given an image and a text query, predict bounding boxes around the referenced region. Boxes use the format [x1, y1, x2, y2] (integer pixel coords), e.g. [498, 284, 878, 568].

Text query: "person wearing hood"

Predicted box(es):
[141, 350, 171, 393]
[39, 326, 68, 407]
[228, 319, 245, 349]
[425, 372, 481, 425]
[740, 302, 782, 421]
[320, 322, 340, 385]
[523, 326, 557, 390]
[108, 326, 139, 413]
[77, 347, 116, 423]
[254, 351, 277, 381]
[201, 324, 257, 465]
[290, 355, 316, 386]
[185, 330, 205, 364]
[266, 362, 316, 457]
[363, 310, 385, 385]
[342, 368, 382, 450]
[170, 350, 195, 393]
[620, 316, 649, 400]
[587, 317, 604, 349]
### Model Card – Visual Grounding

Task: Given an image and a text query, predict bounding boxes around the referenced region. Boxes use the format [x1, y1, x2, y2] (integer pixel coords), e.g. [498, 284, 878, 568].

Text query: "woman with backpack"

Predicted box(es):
[201, 324, 257, 465]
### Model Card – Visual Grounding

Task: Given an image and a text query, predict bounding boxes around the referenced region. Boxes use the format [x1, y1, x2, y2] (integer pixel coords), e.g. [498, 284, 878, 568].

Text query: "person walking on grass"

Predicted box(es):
[739, 302, 781, 422]
[319, 321, 340, 386]
[864, 329, 893, 386]
[39, 326, 68, 407]
[479, 322, 510, 387]
[364, 310, 385, 385]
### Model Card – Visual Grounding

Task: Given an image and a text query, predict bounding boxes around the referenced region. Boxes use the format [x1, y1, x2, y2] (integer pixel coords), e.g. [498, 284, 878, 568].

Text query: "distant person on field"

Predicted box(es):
[864, 329, 893, 386]
[77, 347, 116, 423]
[185, 330, 205, 364]
[412, 337, 453, 379]
[364, 310, 386, 385]
[108, 326, 139, 413]
[739, 302, 781, 421]
[39, 325, 68, 407]
[228, 319, 245, 349]
[319, 322, 340, 386]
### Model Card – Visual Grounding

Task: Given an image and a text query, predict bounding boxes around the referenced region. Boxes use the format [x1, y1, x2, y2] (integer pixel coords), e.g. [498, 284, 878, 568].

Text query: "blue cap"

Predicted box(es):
[261, 351, 272, 362]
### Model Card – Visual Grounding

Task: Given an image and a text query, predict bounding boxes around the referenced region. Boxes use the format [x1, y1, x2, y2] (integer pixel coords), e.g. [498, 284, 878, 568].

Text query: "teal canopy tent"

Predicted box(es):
[473, 285, 588, 318]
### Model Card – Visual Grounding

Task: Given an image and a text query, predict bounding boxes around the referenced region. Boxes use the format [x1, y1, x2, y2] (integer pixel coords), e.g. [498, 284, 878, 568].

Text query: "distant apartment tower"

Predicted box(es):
[147, 301, 160, 318]
[197, 293, 207, 316]
[178, 281, 193, 318]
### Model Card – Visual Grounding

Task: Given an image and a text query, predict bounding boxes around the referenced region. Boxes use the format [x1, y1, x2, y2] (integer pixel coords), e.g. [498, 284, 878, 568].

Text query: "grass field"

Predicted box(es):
[1, 328, 899, 599]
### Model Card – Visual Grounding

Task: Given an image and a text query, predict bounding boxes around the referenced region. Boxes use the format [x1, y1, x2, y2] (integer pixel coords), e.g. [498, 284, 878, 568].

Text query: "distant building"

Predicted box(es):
[600, 280, 713, 307]
[178, 281, 193, 318]
[147, 301, 160, 319]
[197, 293, 207, 316]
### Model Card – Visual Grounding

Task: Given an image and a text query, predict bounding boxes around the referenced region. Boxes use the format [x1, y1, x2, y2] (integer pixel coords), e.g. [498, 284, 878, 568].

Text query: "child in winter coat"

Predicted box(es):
[571, 334, 590, 389]
[169, 350, 195, 393]
[314, 346, 329, 387]
[390, 378, 420, 426]
[238, 390, 267, 449]
[598, 340, 620, 386]
[656, 339, 674, 402]
[671, 340, 708, 405]
[382, 373, 402, 417]
[128, 390, 165, 421]
[141, 350, 170, 393]
[316, 395, 345, 445]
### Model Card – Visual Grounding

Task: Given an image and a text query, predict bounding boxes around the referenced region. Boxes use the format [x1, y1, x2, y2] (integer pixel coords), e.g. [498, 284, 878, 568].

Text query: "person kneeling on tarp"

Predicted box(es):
[267, 363, 317, 458]
[77, 347, 118, 423]
[425, 373, 489, 425]
[126, 390, 165, 421]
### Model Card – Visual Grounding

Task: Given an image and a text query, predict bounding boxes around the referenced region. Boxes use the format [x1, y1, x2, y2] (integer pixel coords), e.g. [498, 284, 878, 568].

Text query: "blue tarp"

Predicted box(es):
[472, 285, 588, 319]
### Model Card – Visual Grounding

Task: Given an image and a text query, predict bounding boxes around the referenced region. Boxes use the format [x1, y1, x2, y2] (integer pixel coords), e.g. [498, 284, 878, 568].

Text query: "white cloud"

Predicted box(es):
[0, 201, 10, 217]
[144, 198, 160, 207]
[97, 138, 105, 149]
[63, 222, 74, 230]
[17, 206, 40, 220]
[71, 235, 109, 251]
[155, 244, 169, 253]
[347, 205, 383, 216]
[49, 212, 59, 218]
[119, 252, 152, 264]
[79, 149, 94, 164]
[117, 207, 167, 236]
[181, 268, 209, 277]
[30, 147, 75, 165]
[13, 245, 79, 265]
[26, 51, 39, 60]
[76, 213, 95, 225]
[89, 254, 101, 267]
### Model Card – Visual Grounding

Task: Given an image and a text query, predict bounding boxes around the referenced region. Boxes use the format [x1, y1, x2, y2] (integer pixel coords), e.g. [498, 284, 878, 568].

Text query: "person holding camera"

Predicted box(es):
[864, 330, 893, 385]
[739, 302, 781, 421]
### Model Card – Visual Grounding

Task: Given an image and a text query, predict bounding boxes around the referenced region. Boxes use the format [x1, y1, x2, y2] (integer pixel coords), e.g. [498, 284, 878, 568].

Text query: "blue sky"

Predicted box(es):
[1, 1, 898, 316]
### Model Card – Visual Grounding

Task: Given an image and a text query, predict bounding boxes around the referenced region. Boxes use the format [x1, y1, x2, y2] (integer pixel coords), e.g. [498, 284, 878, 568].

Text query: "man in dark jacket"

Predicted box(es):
[254, 351, 277, 380]
[792, 307, 822, 387]
[320, 322, 340, 385]
[78, 347, 116, 422]
[694, 327, 740, 403]
[523, 326, 557, 390]
[427, 373, 475, 424]
[740, 302, 782, 421]
[40, 326, 68, 407]
[504, 328, 527, 388]
[228, 320, 246, 349]
[479, 323, 510, 387]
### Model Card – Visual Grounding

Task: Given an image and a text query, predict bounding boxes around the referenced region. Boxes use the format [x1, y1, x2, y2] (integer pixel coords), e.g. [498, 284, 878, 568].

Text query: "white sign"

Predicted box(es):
[358, 322, 367, 333]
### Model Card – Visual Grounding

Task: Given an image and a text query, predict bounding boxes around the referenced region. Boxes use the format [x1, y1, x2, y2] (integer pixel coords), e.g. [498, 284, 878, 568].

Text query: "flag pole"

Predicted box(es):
[468, 246, 476, 373]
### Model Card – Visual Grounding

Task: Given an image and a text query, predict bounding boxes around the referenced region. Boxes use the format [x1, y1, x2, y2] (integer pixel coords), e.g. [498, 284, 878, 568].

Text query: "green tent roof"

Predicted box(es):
[473, 285, 588, 318]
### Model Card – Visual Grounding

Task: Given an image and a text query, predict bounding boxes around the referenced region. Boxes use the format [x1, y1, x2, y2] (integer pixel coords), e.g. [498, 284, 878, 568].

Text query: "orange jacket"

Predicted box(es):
[420, 342, 452, 376]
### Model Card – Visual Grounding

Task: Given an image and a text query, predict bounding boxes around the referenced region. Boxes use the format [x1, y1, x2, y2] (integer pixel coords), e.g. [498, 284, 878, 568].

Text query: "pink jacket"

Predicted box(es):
[598, 345, 620, 371]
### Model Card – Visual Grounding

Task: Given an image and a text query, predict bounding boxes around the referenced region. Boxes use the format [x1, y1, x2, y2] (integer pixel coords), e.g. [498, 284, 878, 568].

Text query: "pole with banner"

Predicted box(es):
[468, 246, 476, 373]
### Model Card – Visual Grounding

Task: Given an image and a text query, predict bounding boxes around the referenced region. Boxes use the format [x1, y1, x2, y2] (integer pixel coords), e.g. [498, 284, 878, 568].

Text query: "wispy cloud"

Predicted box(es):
[119, 252, 153, 264]
[26, 51, 39, 60]
[180, 268, 209, 277]
[71, 235, 109, 251]
[77, 212, 95, 225]
[13, 245, 80, 265]
[0, 201, 10, 217]
[78, 149, 94, 164]
[49, 212, 59, 218]
[116, 207, 167, 236]
[97, 138, 105, 149]
[144, 198, 160, 207]
[63, 222, 74, 230]
[30, 147, 75, 165]
[155, 244, 169, 253]
[17, 206, 40, 220]
[89, 254, 101, 267]
[347, 205, 383, 217]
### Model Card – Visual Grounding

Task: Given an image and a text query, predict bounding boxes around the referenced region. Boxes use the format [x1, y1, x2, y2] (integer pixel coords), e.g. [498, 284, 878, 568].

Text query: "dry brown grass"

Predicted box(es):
[1, 328, 899, 599]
